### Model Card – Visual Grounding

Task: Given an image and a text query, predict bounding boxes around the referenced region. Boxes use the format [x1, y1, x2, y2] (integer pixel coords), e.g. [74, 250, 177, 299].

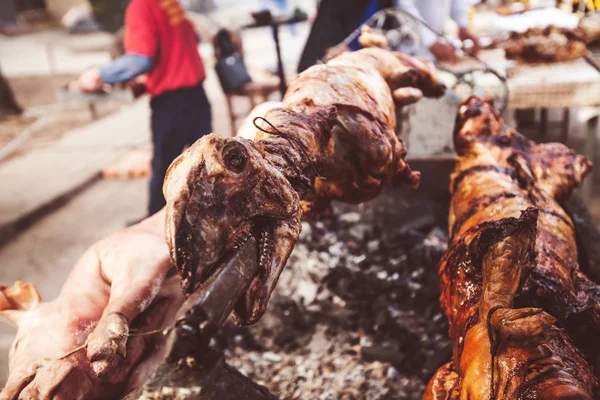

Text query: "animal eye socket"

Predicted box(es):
[224, 151, 247, 173]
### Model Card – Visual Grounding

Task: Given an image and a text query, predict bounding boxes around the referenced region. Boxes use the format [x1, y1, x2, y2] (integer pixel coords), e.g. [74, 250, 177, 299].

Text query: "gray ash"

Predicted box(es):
[215, 189, 451, 399]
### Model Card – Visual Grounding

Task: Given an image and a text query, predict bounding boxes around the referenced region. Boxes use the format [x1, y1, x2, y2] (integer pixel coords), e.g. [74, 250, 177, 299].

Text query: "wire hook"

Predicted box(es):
[252, 116, 325, 180]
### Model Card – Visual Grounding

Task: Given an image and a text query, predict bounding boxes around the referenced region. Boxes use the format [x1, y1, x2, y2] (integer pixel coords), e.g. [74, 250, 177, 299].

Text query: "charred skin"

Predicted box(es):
[163, 136, 302, 325]
[164, 48, 445, 326]
[262, 48, 444, 215]
[450, 98, 599, 361]
[424, 97, 599, 399]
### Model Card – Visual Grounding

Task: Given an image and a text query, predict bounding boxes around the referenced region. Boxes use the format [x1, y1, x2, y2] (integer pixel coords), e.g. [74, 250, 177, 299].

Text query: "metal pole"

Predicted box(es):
[271, 23, 287, 98]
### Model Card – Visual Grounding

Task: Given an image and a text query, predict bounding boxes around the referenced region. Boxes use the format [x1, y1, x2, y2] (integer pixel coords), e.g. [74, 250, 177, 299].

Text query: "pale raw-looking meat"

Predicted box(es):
[0, 210, 185, 400]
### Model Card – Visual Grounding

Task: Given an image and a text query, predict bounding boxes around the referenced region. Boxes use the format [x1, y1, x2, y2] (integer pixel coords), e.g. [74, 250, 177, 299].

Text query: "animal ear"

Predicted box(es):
[309, 105, 338, 136]
[0, 281, 42, 327]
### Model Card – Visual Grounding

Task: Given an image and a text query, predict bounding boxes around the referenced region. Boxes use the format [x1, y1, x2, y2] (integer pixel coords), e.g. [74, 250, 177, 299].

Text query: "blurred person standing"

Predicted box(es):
[297, 0, 394, 72]
[396, 0, 480, 63]
[78, 0, 211, 216]
[297, 0, 478, 72]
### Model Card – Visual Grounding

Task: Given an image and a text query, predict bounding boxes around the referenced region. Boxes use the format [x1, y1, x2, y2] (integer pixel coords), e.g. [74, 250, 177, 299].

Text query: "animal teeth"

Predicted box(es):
[232, 230, 252, 251]
[259, 228, 274, 275]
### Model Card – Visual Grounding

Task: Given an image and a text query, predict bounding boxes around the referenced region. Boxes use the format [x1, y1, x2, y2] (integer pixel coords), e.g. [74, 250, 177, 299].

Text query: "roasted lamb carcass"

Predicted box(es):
[424, 97, 600, 399]
[163, 47, 445, 326]
[502, 26, 589, 63]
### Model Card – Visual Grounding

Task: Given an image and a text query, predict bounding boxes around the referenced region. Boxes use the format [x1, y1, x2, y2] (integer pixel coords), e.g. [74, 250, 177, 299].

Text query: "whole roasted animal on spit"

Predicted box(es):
[424, 97, 600, 399]
[163, 46, 445, 326]
[0, 47, 445, 399]
[509, 13, 600, 60]
[501, 26, 589, 63]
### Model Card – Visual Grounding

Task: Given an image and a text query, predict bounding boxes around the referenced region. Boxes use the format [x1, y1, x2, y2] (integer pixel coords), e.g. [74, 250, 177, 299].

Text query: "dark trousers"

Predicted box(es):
[149, 83, 212, 215]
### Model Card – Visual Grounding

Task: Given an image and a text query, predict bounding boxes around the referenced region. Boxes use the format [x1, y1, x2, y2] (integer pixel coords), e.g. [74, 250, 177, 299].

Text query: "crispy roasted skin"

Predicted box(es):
[424, 97, 599, 399]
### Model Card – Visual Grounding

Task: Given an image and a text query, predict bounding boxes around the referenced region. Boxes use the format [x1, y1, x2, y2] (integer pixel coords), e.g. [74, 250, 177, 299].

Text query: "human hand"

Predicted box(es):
[429, 41, 459, 63]
[459, 27, 480, 54]
[0, 209, 184, 400]
[78, 68, 103, 93]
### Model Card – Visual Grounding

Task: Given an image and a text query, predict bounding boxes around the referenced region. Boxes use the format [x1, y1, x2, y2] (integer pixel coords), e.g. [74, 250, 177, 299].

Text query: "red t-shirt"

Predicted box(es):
[124, 0, 206, 97]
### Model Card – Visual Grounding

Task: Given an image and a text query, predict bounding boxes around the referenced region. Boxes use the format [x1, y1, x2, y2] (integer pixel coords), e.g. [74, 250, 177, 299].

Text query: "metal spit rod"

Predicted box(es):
[163, 236, 259, 362]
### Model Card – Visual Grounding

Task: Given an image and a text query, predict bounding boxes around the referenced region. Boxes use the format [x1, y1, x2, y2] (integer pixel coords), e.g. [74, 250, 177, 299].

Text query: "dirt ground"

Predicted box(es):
[10, 74, 77, 108]
[0, 74, 126, 154]
[0, 115, 37, 148]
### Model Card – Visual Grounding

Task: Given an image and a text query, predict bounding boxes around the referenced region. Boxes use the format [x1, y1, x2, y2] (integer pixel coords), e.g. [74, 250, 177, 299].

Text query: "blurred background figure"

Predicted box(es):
[396, 0, 480, 62]
[78, 0, 212, 216]
[0, 71, 21, 118]
[297, 0, 394, 72]
[298, 0, 479, 72]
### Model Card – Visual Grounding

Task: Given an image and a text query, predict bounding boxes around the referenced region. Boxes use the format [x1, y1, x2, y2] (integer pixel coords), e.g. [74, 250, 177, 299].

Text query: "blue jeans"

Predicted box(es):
[148, 83, 212, 215]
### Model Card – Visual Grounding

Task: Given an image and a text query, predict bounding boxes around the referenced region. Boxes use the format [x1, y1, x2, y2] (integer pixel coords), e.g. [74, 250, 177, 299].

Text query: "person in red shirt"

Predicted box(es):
[78, 0, 212, 216]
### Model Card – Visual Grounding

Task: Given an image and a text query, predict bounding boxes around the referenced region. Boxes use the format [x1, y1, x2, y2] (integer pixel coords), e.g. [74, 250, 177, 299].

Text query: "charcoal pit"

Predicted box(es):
[211, 172, 453, 399]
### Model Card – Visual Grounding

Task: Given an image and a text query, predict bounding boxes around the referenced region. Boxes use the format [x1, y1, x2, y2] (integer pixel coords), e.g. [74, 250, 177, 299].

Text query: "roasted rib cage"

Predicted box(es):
[502, 26, 588, 63]
[424, 97, 600, 399]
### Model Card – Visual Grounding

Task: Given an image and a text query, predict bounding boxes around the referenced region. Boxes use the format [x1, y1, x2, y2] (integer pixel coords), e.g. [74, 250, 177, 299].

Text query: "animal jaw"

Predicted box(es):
[164, 135, 302, 325]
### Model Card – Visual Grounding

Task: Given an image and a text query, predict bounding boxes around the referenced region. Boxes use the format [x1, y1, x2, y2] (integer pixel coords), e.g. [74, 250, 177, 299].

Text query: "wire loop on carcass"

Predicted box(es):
[252, 116, 325, 179]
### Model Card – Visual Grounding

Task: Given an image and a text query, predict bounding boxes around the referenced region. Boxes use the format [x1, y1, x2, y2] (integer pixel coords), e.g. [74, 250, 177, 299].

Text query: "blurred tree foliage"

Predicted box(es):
[88, 0, 130, 33]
